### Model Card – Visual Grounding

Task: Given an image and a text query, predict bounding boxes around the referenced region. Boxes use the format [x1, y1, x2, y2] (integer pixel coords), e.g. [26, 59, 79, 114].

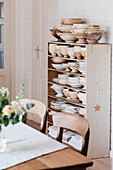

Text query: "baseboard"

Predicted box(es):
[110, 150, 113, 157]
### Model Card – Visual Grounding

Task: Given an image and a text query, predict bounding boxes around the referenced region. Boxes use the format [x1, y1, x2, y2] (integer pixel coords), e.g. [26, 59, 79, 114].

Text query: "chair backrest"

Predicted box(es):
[20, 99, 47, 134]
[52, 112, 90, 156]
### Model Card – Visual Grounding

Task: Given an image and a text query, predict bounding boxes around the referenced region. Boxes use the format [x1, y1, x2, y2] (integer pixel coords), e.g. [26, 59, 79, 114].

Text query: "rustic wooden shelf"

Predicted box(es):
[48, 81, 86, 92]
[48, 42, 111, 158]
[48, 55, 85, 62]
[48, 41, 87, 47]
[48, 94, 85, 107]
[48, 68, 86, 77]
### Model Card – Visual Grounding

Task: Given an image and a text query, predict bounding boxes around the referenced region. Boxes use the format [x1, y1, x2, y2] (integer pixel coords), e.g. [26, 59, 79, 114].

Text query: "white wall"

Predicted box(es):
[59, 0, 113, 156]
[16, 0, 32, 98]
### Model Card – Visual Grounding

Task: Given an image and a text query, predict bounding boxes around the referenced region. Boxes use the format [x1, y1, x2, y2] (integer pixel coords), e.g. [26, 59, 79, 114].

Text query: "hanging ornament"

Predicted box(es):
[94, 70, 101, 111]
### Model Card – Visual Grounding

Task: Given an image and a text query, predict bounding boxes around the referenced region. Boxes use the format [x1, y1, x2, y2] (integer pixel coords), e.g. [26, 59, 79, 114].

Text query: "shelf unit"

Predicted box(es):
[47, 41, 111, 158]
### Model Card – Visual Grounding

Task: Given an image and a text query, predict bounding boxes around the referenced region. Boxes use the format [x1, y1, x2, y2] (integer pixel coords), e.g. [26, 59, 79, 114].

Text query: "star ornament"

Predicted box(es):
[94, 104, 101, 111]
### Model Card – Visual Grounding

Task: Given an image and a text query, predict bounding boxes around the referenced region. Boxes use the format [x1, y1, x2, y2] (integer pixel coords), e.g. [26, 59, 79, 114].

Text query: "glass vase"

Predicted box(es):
[0, 125, 7, 152]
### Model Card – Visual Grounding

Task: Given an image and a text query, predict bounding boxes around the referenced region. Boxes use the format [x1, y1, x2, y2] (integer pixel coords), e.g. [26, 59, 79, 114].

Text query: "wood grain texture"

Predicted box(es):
[52, 112, 90, 156]
[27, 120, 112, 170]
[6, 148, 93, 170]
[20, 99, 47, 134]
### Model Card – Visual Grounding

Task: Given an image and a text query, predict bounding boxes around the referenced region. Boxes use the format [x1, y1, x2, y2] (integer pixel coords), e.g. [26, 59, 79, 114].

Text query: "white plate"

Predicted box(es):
[52, 64, 65, 70]
[53, 78, 58, 83]
[68, 83, 83, 88]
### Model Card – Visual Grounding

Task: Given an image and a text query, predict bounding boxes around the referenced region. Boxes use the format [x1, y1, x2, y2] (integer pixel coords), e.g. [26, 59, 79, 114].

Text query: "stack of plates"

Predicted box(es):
[61, 103, 80, 114]
[50, 99, 66, 111]
[78, 61, 86, 75]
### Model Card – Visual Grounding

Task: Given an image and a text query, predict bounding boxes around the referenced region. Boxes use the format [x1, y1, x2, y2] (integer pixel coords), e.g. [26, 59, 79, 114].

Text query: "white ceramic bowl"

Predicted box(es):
[57, 32, 77, 43]
[80, 47, 86, 59]
[53, 77, 58, 83]
[69, 90, 78, 99]
[49, 44, 57, 48]
[60, 46, 69, 57]
[61, 18, 83, 25]
[50, 105, 62, 111]
[56, 46, 62, 57]
[49, 48, 56, 56]
[78, 92, 86, 104]
[79, 77, 86, 89]
[72, 24, 89, 29]
[58, 74, 68, 79]
[68, 62, 78, 67]
[74, 46, 81, 52]
[51, 85, 63, 97]
[58, 74, 68, 85]
[68, 76, 81, 84]
[67, 47, 75, 58]
[63, 88, 70, 98]
[79, 108, 86, 116]
[52, 64, 64, 70]
[57, 25, 73, 33]
[52, 57, 66, 64]
[62, 63, 70, 71]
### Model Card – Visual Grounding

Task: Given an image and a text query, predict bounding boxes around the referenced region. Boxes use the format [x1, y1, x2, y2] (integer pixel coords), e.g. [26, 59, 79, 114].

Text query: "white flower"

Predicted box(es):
[11, 101, 19, 113]
[0, 87, 9, 97]
[3, 105, 13, 116]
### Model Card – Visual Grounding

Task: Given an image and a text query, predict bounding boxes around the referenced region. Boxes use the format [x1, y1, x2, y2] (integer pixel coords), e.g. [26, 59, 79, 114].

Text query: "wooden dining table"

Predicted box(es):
[1, 123, 93, 170]
[6, 147, 93, 170]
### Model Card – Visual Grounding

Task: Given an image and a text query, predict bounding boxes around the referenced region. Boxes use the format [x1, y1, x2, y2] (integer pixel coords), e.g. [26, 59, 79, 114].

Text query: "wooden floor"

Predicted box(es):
[27, 119, 112, 170]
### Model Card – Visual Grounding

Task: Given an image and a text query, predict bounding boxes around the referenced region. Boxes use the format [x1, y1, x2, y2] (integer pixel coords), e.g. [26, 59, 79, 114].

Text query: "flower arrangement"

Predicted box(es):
[0, 84, 34, 132]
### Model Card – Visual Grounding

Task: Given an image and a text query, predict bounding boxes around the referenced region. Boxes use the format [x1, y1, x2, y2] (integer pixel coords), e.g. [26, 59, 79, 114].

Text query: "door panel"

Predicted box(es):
[32, 0, 59, 104]
[0, 0, 11, 95]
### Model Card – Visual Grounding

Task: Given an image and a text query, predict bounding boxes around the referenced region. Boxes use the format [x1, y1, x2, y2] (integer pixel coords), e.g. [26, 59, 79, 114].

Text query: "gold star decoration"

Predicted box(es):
[94, 104, 101, 111]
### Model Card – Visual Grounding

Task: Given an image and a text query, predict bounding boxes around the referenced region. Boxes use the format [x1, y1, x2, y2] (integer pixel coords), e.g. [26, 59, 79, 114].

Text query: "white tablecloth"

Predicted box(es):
[0, 122, 67, 170]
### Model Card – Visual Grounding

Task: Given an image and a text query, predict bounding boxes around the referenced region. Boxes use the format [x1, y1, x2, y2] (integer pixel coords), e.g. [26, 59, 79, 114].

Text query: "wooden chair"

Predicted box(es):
[20, 99, 47, 134]
[52, 112, 90, 156]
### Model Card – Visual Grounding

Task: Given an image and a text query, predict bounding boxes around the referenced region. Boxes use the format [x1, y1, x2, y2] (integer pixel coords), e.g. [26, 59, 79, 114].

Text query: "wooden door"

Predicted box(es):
[32, 0, 59, 104]
[0, 0, 11, 95]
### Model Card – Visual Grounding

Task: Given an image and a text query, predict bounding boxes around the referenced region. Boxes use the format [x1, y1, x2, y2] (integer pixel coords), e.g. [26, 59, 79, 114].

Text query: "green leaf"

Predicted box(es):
[21, 107, 27, 113]
[12, 114, 19, 124]
[0, 125, 1, 132]
[0, 99, 9, 112]
[9, 112, 15, 122]
[0, 97, 6, 102]
[2, 99, 9, 107]
[3, 115, 9, 126]
[26, 103, 35, 110]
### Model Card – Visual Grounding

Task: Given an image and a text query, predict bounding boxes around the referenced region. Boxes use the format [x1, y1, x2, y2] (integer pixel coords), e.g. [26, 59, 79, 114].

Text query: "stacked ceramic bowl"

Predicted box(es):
[78, 107, 86, 117]
[67, 47, 75, 59]
[80, 47, 86, 60]
[63, 88, 80, 102]
[54, 18, 83, 43]
[62, 62, 78, 73]
[78, 60, 86, 75]
[61, 103, 80, 114]
[71, 24, 89, 44]
[50, 99, 65, 111]
[49, 44, 57, 56]
[52, 57, 66, 64]
[68, 62, 78, 73]
[68, 75, 82, 88]
[84, 25, 104, 44]
[78, 92, 86, 105]
[52, 63, 64, 70]
[79, 77, 86, 90]
[58, 74, 68, 85]
[60, 45, 69, 57]
[51, 84, 63, 97]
